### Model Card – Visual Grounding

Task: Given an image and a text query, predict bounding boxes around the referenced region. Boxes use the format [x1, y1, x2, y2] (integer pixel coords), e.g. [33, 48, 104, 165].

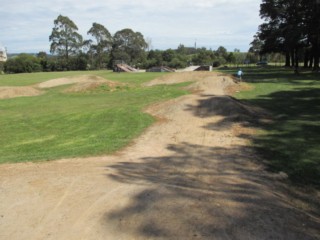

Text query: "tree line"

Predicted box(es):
[4, 14, 283, 74]
[251, 0, 320, 70]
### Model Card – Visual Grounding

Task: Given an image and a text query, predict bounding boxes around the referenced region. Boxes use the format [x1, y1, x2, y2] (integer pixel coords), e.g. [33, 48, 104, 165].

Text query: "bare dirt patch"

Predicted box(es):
[144, 71, 223, 86]
[36, 75, 108, 89]
[37, 75, 125, 93]
[225, 80, 253, 95]
[0, 75, 125, 99]
[0, 86, 43, 99]
[0, 72, 319, 240]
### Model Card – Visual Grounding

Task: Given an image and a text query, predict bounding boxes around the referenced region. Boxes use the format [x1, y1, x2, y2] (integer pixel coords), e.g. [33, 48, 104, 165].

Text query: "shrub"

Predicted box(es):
[4, 54, 42, 73]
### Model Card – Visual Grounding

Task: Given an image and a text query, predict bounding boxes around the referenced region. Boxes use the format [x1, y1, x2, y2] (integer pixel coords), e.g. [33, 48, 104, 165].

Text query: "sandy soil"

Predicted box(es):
[0, 86, 43, 99]
[0, 72, 319, 240]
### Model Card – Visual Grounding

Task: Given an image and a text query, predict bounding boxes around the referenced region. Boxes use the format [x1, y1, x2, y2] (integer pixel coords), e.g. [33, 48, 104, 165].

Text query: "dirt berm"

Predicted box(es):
[0, 72, 319, 240]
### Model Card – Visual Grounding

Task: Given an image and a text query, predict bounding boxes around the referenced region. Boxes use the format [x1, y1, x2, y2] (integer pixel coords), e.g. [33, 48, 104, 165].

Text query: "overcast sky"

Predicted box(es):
[0, 0, 262, 53]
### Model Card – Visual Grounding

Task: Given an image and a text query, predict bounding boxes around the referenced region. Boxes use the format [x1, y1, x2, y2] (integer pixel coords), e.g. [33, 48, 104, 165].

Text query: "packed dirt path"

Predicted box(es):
[0, 72, 319, 240]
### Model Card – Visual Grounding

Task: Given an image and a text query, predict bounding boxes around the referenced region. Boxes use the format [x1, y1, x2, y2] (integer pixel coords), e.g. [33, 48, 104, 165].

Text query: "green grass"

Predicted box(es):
[0, 71, 88, 86]
[219, 66, 320, 186]
[0, 71, 188, 163]
[0, 70, 168, 86]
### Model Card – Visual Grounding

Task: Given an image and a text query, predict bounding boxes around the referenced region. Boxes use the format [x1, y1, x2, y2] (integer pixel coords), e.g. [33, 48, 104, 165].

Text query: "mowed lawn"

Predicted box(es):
[221, 66, 320, 186]
[0, 71, 188, 163]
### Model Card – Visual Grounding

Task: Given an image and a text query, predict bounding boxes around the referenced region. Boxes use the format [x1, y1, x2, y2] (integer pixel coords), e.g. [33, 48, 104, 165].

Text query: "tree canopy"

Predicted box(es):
[49, 15, 83, 61]
[253, 0, 320, 69]
[111, 28, 148, 67]
[87, 23, 112, 69]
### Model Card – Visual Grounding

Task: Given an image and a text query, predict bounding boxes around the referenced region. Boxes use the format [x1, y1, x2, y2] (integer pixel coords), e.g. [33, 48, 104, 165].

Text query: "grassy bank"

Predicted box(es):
[221, 66, 320, 186]
[0, 71, 188, 163]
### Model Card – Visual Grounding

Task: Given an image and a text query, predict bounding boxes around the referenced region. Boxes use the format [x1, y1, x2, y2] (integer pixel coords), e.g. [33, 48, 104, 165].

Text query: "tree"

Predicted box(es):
[162, 49, 176, 63]
[258, 0, 301, 67]
[146, 50, 163, 67]
[254, 0, 320, 69]
[215, 46, 228, 59]
[49, 15, 83, 62]
[302, 0, 320, 70]
[4, 54, 42, 73]
[226, 52, 236, 65]
[249, 35, 263, 62]
[192, 48, 214, 65]
[177, 44, 187, 55]
[233, 52, 247, 67]
[87, 23, 112, 69]
[111, 28, 147, 67]
[68, 53, 88, 70]
[37, 51, 48, 71]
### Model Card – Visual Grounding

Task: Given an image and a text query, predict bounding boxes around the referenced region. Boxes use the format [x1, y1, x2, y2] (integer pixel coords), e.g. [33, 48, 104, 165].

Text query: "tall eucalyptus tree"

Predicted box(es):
[87, 23, 112, 69]
[49, 15, 83, 62]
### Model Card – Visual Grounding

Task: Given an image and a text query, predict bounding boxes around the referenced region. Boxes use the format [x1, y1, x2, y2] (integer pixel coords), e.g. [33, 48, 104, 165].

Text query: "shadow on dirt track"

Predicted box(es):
[104, 83, 320, 239]
[105, 142, 320, 239]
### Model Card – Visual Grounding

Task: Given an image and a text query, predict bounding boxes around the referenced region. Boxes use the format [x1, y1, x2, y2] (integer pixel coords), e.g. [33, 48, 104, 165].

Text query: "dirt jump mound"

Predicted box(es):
[0, 86, 43, 99]
[0, 75, 125, 99]
[144, 71, 223, 86]
[191, 95, 265, 122]
[38, 75, 125, 93]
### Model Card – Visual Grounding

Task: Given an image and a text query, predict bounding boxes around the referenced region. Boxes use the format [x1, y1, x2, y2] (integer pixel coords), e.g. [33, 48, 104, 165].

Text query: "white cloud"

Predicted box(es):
[0, 0, 262, 53]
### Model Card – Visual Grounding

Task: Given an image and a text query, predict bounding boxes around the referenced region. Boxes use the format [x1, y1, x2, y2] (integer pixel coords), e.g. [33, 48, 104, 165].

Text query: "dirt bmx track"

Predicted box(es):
[0, 72, 319, 239]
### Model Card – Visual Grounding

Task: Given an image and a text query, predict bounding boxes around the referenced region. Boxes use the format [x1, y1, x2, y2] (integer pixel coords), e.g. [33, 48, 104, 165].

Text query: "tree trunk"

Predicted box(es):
[285, 51, 291, 67]
[313, 0, 320, 71]
[303, 50, 309, 68]
[313, 44, 319, 71]
[309, 54, 314, 68]
[314, 55, 320, 71]
[66, 43, 69, 61]
[291, 49, 295, 67]
[295, 48, 299, 68]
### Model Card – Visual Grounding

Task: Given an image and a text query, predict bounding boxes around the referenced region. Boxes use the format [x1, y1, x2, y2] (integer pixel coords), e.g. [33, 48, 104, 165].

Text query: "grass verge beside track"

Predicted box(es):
[220, 66, 320, 186]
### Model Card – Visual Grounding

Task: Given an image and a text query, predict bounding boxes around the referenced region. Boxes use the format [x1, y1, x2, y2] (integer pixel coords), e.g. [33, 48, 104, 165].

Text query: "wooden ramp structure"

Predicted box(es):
[146, 66, 175, 72]
[194, 65, 213, 71]
[114, 63, 138, 72]
[177, 65, 212, 72]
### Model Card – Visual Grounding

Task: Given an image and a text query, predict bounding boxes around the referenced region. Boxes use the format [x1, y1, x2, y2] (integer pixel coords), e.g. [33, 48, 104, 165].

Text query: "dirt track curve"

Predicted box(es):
[1, 72, 319, 240]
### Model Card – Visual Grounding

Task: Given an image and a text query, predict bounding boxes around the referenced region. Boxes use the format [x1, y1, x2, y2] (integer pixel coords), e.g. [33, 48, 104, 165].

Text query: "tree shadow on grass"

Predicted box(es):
[105, 143, 320, 239]
[220, 66, 320, 84]
[238, 68, 320, 183]
[242, 88, 320, 186]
